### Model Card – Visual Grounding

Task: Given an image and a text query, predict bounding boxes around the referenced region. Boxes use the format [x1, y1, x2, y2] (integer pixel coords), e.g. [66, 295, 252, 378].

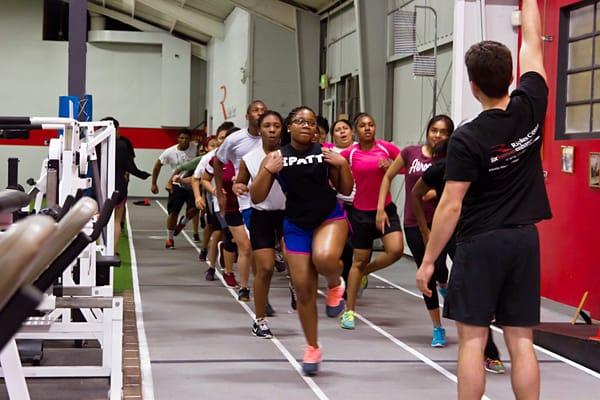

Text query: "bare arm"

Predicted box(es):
[519, 0, 546, 81]
[201, 171, 216, 195]
[323, 149, 353, 195]
[191, 177, 205, 210]
[416, 181, 470, 297]
[212, 158, 227, 215]
[233, 160, 251, 197]
[150, 160, 162, 194]
[250, 152, 282, 204]
[411, 178, 432, 244]
[375, 154, 405, 232]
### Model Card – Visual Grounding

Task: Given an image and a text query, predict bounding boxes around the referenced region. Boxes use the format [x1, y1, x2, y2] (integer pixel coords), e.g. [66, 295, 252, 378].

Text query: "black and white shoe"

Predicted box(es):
[252, 318, 273, 339]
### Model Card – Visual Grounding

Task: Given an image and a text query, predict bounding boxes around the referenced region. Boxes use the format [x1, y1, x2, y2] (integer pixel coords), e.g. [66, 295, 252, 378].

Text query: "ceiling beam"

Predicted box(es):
[226, 0, 297, 31]
[86, 2, 207, 59]
[136, 0, 225, 38]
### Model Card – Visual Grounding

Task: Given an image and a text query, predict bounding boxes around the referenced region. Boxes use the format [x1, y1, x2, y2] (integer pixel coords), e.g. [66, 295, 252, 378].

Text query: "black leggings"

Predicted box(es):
[404, 225, 500, 359]
[404, 226, 451, 310]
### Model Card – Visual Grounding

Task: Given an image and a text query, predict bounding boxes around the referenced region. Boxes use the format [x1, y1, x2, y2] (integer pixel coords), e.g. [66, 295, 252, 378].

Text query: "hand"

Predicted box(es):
[323, 148, 347, 167]
[416, 262, 435, 297]
[420, 229, 431, 246]
[378, 158, 392, 170]
[375, 209, 390, 233]
[422, 189, 437, 202]
[151, 183, 159, 194]
[172, 175, 182, 184]
[264, 150, 283, 174]
[165, 180, 173, 193]
[195, 196, 205, 211]
[232, 183, 249, 196]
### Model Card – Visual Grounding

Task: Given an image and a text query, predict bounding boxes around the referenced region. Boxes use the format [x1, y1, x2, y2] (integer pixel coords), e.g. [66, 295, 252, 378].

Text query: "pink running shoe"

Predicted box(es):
[325, 279, 346, 317]
[302, 345, 322, 376]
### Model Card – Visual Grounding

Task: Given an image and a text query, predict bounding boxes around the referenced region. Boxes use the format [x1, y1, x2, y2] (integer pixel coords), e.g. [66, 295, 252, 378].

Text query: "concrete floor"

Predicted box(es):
[1, 197, 599, 399]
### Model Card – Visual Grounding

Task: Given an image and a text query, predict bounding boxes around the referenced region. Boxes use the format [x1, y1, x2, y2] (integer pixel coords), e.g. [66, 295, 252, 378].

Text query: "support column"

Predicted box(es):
[354, 0, 391, 136]
[68, 0, 87, 100]
[295, 9, 320, 111]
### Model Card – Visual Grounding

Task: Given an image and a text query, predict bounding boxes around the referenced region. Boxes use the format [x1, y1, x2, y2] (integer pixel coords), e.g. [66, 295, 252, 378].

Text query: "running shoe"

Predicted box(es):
[431, 326, 446, 347]
[289, 281, 297, 310]
[165, 239, 175, 249]
[238, 287, 250, 302]
[438, 286, 447, 300]
[173, 215, 186, 236]
[484, 358, 506, 374]
[325, 279, 346, 317]
[205, 267, 216, 281]
[198, 248, 208, 262]
[193, 233, 201, 242]
[223, 272, 238, 288]
[340, 310, 355, 330]
[357, 274, 369, 298]
[216, 241, 225, 271]
[252, 318, 273, 339]
[266, 303, 276, 317]
[302, 345, 322, 376]
[274, 251, 286, 272]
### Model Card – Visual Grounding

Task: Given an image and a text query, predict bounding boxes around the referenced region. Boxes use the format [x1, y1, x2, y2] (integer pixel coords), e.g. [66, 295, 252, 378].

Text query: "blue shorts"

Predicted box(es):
[241, 208, 252, 229]
[283, 202, 346, 254]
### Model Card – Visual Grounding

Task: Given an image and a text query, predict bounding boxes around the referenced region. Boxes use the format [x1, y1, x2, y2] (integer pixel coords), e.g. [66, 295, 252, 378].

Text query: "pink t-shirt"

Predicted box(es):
[341, 140, 401, 211]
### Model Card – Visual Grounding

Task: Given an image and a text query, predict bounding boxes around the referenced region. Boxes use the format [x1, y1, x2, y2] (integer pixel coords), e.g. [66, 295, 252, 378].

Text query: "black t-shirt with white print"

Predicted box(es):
[445, 71, 552, 241]
[277, 142, 338, 230]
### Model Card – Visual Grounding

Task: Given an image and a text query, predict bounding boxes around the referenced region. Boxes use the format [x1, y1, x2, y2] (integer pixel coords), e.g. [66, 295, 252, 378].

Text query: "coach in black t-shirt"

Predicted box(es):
[416, 1, 550, 399]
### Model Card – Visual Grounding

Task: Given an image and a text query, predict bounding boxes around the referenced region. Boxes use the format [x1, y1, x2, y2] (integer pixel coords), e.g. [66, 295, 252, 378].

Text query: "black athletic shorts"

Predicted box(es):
[167, 186, 194, 215]
[249, 209, 284, 250]
[225, 211, 244, 227]
[349, 202, 402, 249]
[443, 224, 541, 327]
[205, 206, 221, 231]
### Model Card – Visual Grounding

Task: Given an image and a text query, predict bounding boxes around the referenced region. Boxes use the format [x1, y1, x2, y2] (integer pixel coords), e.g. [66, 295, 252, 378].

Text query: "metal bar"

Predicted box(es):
[55, 297, 114, 309]
[68, 0, 87, 100]
[0, 366, 111, 378]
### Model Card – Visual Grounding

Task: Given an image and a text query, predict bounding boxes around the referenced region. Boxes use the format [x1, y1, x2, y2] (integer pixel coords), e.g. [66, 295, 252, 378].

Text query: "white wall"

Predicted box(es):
[207, 8, 251, 133]
[0, 0, 205, 197]
[325, 5, 359, 83]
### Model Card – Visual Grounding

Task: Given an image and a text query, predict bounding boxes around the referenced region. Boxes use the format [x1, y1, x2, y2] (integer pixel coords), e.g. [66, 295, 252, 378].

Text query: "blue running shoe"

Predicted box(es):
[432, 326, 446, 347]
[438, 286, 447, 300]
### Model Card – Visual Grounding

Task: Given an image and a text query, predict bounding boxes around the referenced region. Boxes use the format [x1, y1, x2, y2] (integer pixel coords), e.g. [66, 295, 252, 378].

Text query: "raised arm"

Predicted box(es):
[519, 0, 546, 81]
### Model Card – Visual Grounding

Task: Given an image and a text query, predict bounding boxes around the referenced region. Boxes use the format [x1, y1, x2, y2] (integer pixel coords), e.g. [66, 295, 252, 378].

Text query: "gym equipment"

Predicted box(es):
[0, 116, 123, 400]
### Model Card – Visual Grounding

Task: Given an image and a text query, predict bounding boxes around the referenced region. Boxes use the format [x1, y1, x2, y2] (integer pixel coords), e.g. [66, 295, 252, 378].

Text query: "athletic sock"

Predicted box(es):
[168, 230, 174, 240]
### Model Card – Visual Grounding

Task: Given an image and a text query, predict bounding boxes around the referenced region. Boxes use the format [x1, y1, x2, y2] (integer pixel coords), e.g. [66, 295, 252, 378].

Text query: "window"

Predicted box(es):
[557, 1, 600, 139]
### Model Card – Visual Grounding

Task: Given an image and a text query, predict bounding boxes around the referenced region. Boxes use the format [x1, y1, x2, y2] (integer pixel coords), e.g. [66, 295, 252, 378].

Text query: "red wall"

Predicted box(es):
[536, 0, 600, 317]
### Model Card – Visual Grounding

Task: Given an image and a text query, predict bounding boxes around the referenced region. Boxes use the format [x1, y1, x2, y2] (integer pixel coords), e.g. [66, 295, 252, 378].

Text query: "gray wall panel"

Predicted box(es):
[251, 15, 300, 115]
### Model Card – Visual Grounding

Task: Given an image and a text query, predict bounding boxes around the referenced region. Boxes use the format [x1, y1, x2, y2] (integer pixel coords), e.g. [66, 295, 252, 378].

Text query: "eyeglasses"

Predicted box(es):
[291, 118, 317, 127]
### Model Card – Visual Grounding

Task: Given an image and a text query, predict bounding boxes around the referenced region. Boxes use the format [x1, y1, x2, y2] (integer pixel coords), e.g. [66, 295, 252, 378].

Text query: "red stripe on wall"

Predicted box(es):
[0, 128, 205, 149]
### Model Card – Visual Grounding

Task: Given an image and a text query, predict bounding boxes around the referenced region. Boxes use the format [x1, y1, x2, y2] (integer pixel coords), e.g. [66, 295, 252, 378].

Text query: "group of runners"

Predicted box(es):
[146, 0, 548, 398]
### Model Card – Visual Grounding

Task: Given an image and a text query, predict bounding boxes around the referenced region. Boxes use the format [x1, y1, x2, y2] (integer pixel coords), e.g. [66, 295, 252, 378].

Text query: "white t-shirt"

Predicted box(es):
[333, 144, 356, 203]
[193, 149, 220, 213]
[215, 128, 261, 210]
[159, 143, 198, 170]
[242, 147, 285, 211]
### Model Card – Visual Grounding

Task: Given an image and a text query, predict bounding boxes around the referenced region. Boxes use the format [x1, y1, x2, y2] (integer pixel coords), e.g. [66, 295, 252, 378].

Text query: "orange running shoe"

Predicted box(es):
[325, 279, 346, 317]
[302, 345, 322, 376]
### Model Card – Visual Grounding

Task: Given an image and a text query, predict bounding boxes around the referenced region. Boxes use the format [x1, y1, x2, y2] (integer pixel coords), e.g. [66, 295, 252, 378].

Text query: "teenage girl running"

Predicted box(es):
[250, 106, 353, 375]
[339, 113, 404, 330]
[378, 115, 453, 347]
[233, 111, 286, 339]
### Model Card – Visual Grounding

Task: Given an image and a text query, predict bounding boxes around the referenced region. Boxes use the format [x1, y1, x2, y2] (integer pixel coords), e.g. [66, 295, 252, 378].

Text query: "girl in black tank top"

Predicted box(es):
[250, 106, 353, 376]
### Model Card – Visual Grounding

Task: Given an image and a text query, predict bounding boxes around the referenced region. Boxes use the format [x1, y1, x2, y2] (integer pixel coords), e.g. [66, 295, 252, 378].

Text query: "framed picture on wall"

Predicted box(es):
[561, 145, 574, 173]
[590, 152, 600, 188]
